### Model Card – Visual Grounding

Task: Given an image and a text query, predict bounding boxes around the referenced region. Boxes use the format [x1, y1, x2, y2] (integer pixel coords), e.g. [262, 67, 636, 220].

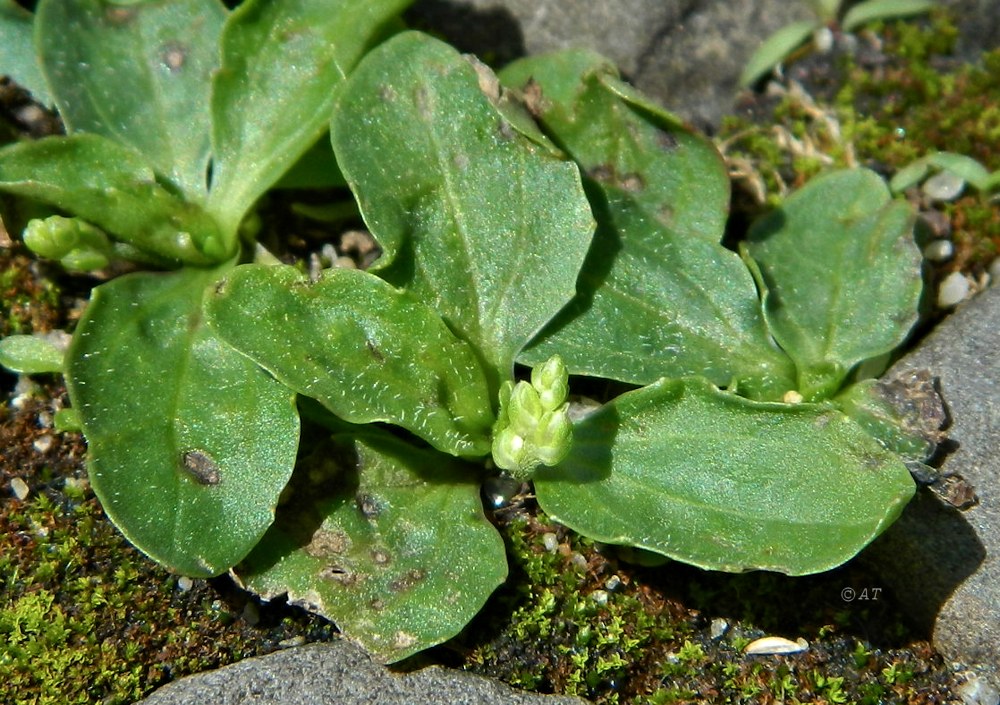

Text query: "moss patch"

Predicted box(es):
[442, 507, 960, 704]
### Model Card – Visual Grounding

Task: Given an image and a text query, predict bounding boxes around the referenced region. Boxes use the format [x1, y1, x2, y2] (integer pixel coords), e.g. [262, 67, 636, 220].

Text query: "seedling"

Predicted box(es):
[740, 0, 936, 88]
[1, 0, 940, 663]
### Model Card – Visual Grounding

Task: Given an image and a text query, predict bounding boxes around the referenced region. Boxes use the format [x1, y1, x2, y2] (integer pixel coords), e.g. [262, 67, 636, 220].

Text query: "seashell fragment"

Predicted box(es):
[744, 636, 808, 656]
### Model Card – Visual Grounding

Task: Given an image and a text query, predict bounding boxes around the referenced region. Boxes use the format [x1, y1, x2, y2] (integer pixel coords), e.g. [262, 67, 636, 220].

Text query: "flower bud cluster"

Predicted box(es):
[24, 215, 112, 271]
[491, 354, 573, 480]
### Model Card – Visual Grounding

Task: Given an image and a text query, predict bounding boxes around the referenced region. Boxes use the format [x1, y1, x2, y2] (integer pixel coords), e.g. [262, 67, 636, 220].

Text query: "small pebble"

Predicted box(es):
[176, 576, 194, 592]
[920, 210, 952, 238]
[11, 477, 30, 501]
[744, 635, 808, 655]
[541, 532, 559, 553]
[604, 575, 622, 592]
[812, 26, 834, 53]
[923, 239, 954, 263]
[922, 170, 966, 202]
[278, 635, 307, 649]
[241, 601, 261, 626]
[32, 435, 54, 454]
[988, 257, 1000, 286]
[938, 271, 971, 308]
[569, 552, 588, 570]
[590, 589, 609, 606]
[710, 618, 729, 640]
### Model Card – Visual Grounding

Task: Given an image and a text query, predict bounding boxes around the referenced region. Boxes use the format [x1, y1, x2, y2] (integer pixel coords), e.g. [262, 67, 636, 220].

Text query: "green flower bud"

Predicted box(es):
[491, 425, 528, 477]
[508, 380, 543, 437]
[533, 406, 572, 466]
[23, 216, 112, 271]
[531, 354, 569, 411]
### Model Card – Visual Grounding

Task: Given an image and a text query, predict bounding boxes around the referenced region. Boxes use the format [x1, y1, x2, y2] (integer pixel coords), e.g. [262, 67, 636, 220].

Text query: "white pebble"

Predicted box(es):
[744, 635, 808, 655]
[32, 435, 54, 454]
[710, 618, 729, 640]
[11, 477, 30, 501]
[541, 532, 559, 553]
[604, 575, 622, 591]
[923, 239, 954, 263]
[590, 590, 609, 606]
[938, 271, 971, 308]
[922, 170, 966, 202]
[569, 552, 588, 570]
[176, 576, 194, 592]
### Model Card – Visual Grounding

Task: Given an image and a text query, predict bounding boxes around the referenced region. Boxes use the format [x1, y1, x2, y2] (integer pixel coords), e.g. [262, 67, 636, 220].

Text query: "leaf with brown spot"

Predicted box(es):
[236, 431, 507, 663]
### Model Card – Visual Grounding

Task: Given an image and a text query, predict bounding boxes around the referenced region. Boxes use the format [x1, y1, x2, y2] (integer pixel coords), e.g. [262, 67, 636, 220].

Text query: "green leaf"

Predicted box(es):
[36, 0, 226, 200]
[331, 31, 594, 387]
[842, 0, 936, 32]
[207, 0, 412, 235]
[206, 263, 494, 457]
[237, 431, 507, 663]
[0, 0, 52, 105]
[535, 377, 915, 575]
[745, 169, 922, 399]
[739, 20, 819, 88]
[499, 50, 730, 243]
[66, 267, 299, 577]
[521, 187, 797, 400]
[0, 134, 229, 265]
[0, 334, 64, 374]
[925, 152, 992, 191]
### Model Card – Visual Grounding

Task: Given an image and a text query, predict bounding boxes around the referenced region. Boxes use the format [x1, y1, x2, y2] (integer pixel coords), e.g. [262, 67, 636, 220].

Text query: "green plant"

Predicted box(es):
[1, 1, 937, 664]
[740, 0, 936, 87]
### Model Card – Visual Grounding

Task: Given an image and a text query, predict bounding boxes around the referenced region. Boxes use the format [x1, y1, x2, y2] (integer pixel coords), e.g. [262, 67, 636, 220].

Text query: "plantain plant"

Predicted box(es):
[0, 0, 939, 663]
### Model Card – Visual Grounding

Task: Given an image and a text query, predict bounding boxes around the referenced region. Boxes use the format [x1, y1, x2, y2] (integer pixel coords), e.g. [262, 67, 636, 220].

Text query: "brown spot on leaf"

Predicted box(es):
[521, 79, 545, 117]
[390, 568, 426, 593]
[305, 528, 351, 558]
[318, 565, 360, 586]
[875, 369, 948, 447]
[181, 450, 220, 486]
[589, 164, 614, 184]
[104, 7, 135, 24]
[160, 42, 186, 72]
[621, 172, 645, 193]
[365, 339, 385, 363]
[356, 493, 382, 520]
[371, 547, 391, 565]
[656, 129, 679, 151]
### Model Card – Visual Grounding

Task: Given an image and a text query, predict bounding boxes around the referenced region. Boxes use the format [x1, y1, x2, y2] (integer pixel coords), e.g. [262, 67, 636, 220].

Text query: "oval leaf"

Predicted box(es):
[237, 432, 507, 663]
[745, 169, 922, 398]
[206, 264, 494, 457]
[535, 377, 915, 575]
[66, 268, 299, 577]
[499, 49, 730, 243]
[0, 0, 52, 105]
[331, 31, 595, 386]
[739, 20, 819, 88]
[207, 0, 411, 234]
[842, 0, 936, 32]
[521, 188, 796, 401]
[37, 0, 226, 200]
[0, 334, 64, 374]
[0, 134, 228, 264]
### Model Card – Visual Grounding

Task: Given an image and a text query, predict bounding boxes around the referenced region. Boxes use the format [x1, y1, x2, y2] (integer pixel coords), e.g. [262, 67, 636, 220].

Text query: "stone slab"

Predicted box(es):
[134, 640, 589, 705]
[863, 283, 1000, 689]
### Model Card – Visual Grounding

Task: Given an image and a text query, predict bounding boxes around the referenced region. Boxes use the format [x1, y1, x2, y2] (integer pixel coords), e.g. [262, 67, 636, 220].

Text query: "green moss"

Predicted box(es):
[719, 9, 1000, 276]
